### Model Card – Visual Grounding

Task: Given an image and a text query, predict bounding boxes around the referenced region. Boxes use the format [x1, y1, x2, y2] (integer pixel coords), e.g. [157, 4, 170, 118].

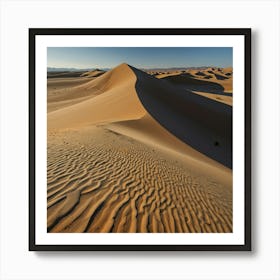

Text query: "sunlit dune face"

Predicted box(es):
[47, 63, 232, 233]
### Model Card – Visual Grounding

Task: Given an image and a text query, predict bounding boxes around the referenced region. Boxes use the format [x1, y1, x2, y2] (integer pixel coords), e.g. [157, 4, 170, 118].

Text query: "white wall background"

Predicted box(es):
[0, 0, 279, 279]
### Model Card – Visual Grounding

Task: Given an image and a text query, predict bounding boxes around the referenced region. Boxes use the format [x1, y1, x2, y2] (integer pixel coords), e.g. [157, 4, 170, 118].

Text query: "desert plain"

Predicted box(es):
[47, 63, 233, 233]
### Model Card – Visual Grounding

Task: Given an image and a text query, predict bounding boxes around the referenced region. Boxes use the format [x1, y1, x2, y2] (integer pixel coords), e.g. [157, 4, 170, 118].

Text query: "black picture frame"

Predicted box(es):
[29, 28, 251, 251]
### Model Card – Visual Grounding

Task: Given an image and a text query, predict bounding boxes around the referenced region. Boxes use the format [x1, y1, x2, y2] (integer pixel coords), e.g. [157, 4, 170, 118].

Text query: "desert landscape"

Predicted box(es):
[47, 49, 233, 233]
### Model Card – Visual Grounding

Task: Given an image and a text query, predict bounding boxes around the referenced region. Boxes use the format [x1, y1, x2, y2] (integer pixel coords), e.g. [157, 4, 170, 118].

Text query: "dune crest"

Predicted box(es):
[129, 65, 232, 168]
[47, 63, 233, 233]
[48, 63, 232, 168]
[48, 64, 146, 129]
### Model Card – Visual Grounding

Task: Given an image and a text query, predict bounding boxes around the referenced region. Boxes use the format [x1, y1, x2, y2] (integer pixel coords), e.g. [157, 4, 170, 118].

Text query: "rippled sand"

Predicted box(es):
[47, 127, 232, 233]
[47, 63, 232, 233]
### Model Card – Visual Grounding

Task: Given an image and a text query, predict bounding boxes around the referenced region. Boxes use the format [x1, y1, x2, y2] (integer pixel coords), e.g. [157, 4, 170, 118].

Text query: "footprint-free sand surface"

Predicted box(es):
[47, 64, 233, 233]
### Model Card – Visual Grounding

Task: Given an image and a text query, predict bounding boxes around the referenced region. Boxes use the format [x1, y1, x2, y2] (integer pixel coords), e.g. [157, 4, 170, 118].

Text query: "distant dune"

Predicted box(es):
[48, 64, 232, 168]
[80, 69, 105, 78]
[131, 66, 232, 168]
[47, 63, 232, 233]
[47, 71, 87, 78]
[158, 67, 232, 94]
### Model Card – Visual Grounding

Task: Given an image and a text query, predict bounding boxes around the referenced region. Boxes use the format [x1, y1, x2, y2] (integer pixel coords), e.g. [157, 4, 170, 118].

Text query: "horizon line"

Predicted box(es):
[47, 64, 233, 71]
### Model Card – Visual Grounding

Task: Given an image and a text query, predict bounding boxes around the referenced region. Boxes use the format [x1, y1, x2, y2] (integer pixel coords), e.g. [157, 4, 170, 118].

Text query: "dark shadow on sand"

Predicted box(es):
[213, 73, 229, 80]
[129, 66, 232, 168]
[162, 73, 231, 96]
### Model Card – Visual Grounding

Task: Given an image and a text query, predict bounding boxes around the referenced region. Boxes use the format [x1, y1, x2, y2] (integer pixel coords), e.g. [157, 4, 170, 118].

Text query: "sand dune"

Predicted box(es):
[156, 67, 233, 96]
[48, 64, 232, 168]
[196, 67, 233, 93]
[131, 66, 232, 168]
[108, 113, 231, 185]
[80, 69, 105, 78]
[48, 64, 146, 127]
[190, 91, 232, 106]
[47, 63, 233, 233]
[47, 71, 86, 78]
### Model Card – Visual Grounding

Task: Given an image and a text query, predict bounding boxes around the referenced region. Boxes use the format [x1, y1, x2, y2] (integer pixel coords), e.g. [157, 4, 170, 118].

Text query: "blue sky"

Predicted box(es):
[47, 47, 232, 69]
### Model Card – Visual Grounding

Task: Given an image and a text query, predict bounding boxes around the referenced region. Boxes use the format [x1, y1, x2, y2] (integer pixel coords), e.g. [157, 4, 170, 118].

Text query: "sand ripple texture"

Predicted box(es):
[47, 128, 232, 233]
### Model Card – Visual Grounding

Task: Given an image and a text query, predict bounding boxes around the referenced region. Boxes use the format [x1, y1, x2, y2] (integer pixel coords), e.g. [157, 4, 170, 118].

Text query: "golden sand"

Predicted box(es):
[47, 64, 232, 233]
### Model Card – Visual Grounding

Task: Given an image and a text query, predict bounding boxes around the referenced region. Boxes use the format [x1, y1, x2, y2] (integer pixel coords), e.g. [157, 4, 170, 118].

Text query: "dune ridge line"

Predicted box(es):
[47, 63, 233, 233]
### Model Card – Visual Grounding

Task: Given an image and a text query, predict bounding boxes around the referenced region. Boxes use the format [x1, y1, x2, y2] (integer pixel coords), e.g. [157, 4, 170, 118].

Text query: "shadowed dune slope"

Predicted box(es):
[107, 113, 231, 185]
[48, 63, 232, 168]
[130, 65, 232, 168]
[162, 73, 226, 95]
[157, 67, 233, 94]
[47, 63, 233, 233]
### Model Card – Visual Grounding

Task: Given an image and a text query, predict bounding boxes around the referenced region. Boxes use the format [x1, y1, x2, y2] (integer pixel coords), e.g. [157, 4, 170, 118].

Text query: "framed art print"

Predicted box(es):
[29, 28, 251, 251]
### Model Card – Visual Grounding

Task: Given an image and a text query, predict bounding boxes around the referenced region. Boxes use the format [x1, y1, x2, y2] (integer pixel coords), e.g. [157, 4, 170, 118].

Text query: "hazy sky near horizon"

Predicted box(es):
[47, 47, 232, 69]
